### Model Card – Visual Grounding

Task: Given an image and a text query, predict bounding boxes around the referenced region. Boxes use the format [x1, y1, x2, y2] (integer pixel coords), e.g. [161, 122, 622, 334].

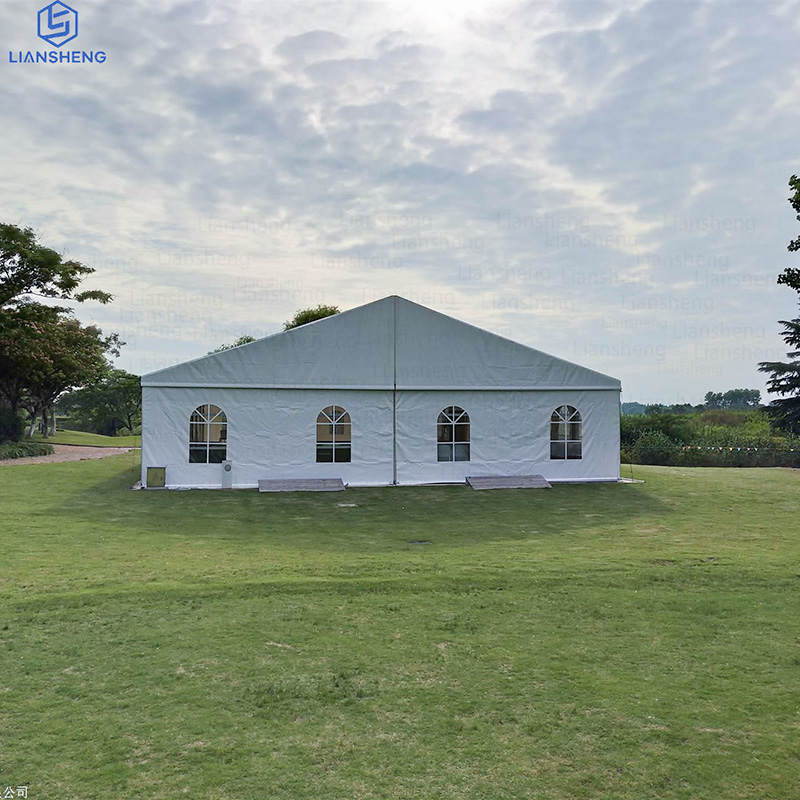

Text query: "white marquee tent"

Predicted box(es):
[140, 296, 621, 488]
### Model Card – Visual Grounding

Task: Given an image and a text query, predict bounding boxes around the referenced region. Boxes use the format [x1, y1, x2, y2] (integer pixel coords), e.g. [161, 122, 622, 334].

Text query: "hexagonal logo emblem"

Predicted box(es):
[38, 1, 78, 48]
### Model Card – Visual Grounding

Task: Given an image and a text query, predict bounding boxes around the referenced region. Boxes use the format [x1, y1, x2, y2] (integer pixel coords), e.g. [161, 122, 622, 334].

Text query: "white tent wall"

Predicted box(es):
[141, 387, 395, 488]
[142, 385, 620, 488]
[395, 389, 620, 485]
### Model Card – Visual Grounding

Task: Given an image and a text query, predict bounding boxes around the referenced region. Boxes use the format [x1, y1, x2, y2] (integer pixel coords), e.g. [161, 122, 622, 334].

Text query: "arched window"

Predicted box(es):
[317, 406, 351, 463]
[437, 406, 470, 462]
[189, 404, 227, 463]
[550, 405, 582, 460]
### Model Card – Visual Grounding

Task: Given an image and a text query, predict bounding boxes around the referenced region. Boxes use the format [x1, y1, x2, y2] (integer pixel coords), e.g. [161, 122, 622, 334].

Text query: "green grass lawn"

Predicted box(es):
[31, 429, 142, 447]
[0, 458, 797, 799]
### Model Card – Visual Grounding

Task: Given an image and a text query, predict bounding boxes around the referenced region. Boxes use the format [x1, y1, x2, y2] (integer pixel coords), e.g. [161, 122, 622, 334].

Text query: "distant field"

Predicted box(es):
[0, 459, 797, 799]
[32, 429, 141, 447]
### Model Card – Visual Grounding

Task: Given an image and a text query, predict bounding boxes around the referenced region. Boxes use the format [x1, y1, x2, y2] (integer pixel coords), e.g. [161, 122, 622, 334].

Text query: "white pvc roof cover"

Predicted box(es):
[141, 295, 621, 390]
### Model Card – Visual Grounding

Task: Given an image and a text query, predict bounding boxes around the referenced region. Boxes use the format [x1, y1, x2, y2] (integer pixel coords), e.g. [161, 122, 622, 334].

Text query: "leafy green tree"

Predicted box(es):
[704, 389, 761, 410]
[758, 175, 800, 432]
[207, 335, 256, 355]
[0, 222, 112, 310]
[12, 316, 121, 437]
[0, 223, 120, 435]
[283, 305, 339, 330]
[58, 369, 141, 436]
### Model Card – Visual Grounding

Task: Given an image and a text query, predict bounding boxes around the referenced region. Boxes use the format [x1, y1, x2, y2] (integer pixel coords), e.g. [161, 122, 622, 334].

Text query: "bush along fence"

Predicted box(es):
[622, 439, 800, 467]
[677, 445, 800, 468]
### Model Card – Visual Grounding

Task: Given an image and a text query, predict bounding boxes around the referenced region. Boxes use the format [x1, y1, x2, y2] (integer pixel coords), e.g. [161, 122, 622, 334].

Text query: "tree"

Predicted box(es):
[58, 369, 141, 436]
[283, 304, 339, 330]
[0, 303, 52, 414]
[758, 175, 800, 432]
[704, 389, 761, 410]
[0, 223, 120, 436]
[19, 317, 121, 437]
[207, 335, 256, 355]
[0, 222, 112, 310]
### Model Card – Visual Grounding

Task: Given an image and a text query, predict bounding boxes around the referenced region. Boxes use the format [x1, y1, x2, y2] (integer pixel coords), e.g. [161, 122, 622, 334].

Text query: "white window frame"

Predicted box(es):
[316, 405, 351, 463]
[437, 405, 470, 462]
[550, 405, 582, 460]
[189, 404, 227, 464]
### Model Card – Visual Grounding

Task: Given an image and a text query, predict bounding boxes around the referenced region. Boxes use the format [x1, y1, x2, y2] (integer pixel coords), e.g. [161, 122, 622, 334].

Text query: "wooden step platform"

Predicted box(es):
[258, 478, 346, 493]
[466, 475, 552, 490]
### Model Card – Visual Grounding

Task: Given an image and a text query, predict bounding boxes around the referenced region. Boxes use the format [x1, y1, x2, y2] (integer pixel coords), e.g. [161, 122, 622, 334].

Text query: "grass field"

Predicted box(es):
[0, 457, 797, 799]
[31, 429, 142, 447]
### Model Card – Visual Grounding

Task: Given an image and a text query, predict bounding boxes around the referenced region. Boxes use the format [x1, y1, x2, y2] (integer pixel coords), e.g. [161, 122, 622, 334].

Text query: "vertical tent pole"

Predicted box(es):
[392, 295, 398, 485]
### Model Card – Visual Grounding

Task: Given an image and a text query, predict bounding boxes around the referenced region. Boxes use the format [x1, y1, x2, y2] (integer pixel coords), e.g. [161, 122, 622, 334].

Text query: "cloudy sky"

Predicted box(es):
[2, 0, 799, 403]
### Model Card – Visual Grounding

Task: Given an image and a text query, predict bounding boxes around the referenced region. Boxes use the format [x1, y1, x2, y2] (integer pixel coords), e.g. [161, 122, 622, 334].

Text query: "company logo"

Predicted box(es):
[9, 2, 105, 64]
[37, 1, 78, 48]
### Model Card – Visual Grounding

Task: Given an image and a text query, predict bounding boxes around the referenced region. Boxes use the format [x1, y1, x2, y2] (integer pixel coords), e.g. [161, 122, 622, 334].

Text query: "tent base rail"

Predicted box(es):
[258, 478, 346, 493]
[466, 475, 552, 490]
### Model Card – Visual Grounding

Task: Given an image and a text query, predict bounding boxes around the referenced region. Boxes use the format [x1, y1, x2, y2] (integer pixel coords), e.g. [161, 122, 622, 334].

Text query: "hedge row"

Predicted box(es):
[0, 441, 55, 460]
[621, 430, 800, 467]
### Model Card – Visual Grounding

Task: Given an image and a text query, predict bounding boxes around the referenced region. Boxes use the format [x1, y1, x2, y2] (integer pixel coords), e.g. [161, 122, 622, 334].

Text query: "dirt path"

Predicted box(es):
[0, 444, 135, 466]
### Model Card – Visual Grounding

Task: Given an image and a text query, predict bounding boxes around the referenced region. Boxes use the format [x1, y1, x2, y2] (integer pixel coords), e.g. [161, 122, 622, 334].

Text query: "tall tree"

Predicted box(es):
[704, 389, 761, 410]
[58, 369, 141, 436]
[0, 223, 120, 434]
[283, 304, 339, 330]
[20, 317, 121, 437]
[0, 222, 112, 309]
[758, 175, 800, 432]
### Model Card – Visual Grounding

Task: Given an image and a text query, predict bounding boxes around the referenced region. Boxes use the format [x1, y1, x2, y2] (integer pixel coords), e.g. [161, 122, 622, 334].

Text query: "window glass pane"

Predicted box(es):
[551, 422, 565, 441]
[437, 423, 453, 443]
[437, 443, 453, 462]
[333, 424, 350, 442]
[338, 411, 351, 425]
[567, 421, 582, 441]
[208, 422, 226, 443]
[189, 445, 208, 463]
[189, 422, 207, 443]
[334, 444, 351, 463]
[208, 404, 224, 421]
[437, 412, 449, 425]
[454, 443, 470, 462]
[190, 408, 205, 424]
[208, 445, 227, 464]
[454, 423, 470, 443]
[452, 407, 467, 422]
[317, 423, 333, 443]
[317, 444, 334, 463]
[550, 441, 566, 460]
[567, 441, 582, 460]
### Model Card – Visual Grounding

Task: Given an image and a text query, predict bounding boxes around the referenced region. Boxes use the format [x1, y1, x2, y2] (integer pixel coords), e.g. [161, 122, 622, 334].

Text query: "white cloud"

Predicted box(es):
[1, 0, 798, 402]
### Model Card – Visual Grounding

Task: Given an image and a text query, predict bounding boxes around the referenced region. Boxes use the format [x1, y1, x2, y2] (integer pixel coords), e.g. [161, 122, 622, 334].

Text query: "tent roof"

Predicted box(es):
[141, 296, 621, 390]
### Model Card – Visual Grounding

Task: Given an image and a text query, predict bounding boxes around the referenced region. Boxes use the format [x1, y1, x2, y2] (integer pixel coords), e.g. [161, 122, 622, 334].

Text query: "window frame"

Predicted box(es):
[316, 405, 351, 463]
[437, 405, 470, 462]
[188, 404, 228, 464]
[550, 404, 582, 460]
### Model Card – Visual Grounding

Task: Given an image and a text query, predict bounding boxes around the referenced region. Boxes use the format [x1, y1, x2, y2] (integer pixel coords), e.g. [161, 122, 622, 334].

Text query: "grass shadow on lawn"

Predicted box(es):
[44, 456, 671, 553]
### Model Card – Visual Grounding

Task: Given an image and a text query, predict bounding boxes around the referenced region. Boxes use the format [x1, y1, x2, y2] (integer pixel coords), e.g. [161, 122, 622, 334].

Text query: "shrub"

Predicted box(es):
[680, 446, 800, 468]
[620, 414, 693, 449]
[630, 431, 681, 466]
[0, 406, 24, 443]
[0, 441, 55, 460]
